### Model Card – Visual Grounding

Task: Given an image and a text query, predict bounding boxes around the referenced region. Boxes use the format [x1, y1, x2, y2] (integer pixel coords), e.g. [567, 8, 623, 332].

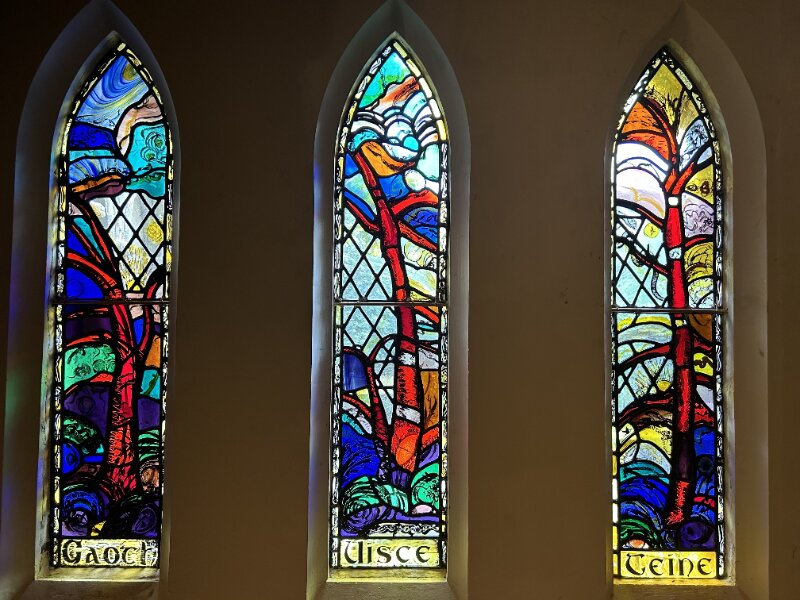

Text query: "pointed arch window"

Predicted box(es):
[610, 48, 726, 580]
[48, 42, 173, 569]
[330, 36, 449, 571]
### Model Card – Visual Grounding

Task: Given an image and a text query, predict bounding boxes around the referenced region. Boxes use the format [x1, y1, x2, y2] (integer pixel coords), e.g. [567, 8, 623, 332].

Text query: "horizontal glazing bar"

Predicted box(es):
[611, 306, 727, 314]
[53, 298, 170, 306]
[335, 300, 447, 307]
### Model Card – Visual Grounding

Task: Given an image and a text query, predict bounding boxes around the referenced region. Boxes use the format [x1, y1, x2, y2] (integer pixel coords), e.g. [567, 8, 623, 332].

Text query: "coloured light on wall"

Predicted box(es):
[49, 43, 172, 568]
[331, 37, 449, 570]
[610, 48, 725, 580]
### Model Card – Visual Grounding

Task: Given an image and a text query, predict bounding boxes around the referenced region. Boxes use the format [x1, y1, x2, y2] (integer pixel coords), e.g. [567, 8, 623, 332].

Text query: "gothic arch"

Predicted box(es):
[0, 1, 180, 595]
[308, 1, 469, 598]
[605, 4, 766, 598]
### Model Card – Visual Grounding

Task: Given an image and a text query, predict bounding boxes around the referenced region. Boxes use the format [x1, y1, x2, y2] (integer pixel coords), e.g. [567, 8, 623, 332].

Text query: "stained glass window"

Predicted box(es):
[48, 43, 172, 569]
[330, 37, 448, 571]
[611, 48, 725, 580]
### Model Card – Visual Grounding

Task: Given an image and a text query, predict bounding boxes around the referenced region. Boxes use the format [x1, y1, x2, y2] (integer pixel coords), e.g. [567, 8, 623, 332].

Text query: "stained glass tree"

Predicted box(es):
[611, 48, 725, 580]
[330, 37, 449, 571]
[48, 43, 172, 568]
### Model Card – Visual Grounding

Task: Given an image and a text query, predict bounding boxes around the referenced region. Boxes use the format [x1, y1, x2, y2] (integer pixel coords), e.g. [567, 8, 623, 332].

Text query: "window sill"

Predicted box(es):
[312, 580, 456, 600]
[328, 568, 446, 583]
[18, 580, 159, 600]
[613, 578, 749, 600]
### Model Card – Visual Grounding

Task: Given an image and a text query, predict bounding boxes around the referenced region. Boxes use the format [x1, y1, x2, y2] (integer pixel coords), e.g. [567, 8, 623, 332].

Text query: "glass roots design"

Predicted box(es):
[330, 37, 449, 570]
[49, 43, 172, 568]
[611, 48, 725, 580]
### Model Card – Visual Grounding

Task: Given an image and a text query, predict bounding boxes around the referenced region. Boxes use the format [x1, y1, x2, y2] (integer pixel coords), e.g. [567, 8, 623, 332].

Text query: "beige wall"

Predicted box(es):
[0, 0, 797, 598]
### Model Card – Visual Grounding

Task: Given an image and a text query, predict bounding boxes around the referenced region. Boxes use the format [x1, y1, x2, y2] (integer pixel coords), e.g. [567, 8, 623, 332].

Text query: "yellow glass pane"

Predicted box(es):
[647, 64, 683, 124]
[338, 538, 440, 568]
[685, 164, 715, 204]
[619, 550, 717, 579]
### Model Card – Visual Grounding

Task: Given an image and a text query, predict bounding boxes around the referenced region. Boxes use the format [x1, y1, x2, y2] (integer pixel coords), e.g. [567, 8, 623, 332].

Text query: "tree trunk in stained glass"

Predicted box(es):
[621, 93, 707, 533]
[354, 150, 423, 475]
[103, 340, 140, 501]
[663, 199, 696, 528]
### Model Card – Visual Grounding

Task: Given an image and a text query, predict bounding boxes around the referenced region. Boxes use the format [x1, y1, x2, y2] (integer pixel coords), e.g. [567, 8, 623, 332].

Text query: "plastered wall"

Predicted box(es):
[0, 1, 797, 599]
